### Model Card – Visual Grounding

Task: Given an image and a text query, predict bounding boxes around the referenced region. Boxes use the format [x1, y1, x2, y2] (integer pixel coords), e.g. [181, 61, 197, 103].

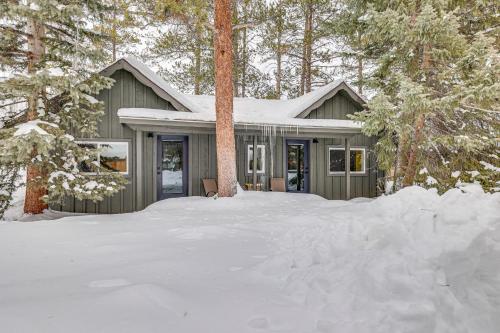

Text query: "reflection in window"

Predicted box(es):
[247, 144, 265, 174]
[77, 141, 128, 174]
[100, 143, 128, 173]
[328, 147, 365, 174]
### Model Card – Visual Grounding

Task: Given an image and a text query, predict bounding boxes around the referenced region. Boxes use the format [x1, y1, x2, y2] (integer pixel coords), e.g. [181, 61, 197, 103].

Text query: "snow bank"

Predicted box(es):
[0, 186, 498, 332]
[257, 185, 500, 332]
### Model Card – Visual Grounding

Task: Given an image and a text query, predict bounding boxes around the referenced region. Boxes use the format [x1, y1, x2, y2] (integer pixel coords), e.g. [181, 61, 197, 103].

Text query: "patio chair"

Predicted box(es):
[270, 178, 286, 192]
[202, 179, 218, 197]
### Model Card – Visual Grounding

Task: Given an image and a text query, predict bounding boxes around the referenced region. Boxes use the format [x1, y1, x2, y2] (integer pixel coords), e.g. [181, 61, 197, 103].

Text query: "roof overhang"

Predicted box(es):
[118, 116, 362, 137]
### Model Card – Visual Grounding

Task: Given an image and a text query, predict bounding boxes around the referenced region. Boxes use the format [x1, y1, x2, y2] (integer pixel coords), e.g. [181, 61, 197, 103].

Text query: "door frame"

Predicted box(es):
[285, 139, 310, 193]
[156, 135, 189, 199]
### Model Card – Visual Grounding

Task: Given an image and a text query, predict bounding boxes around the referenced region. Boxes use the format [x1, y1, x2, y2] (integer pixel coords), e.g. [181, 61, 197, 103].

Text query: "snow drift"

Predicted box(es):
[0, 185, 498, 332]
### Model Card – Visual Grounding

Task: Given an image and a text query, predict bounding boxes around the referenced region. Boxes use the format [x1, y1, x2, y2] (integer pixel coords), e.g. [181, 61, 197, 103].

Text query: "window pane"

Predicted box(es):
[78, 143, 98, 173]
[329, 149, 345, 172]
[351, 150, 364, 172]
[248, 145, 265, 173]
[100, 143, 128, 173]
[329, 148, 364, 173]
[161, 141, 183, 194]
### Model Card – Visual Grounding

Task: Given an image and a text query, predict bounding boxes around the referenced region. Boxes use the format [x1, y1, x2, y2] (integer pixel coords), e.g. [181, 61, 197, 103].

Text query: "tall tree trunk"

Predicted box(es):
[301, 1, 313, 94]
[232, 3, 240, 97]
[402, 43, 431, 186]
[357, 55, 363, 94]
[402, 113, 425, 186]
[276, 46, 282, 97]
[194, 32, 202, 95]
[24, 16, 48, 214]
[214, 0, 237, 197]
[241, 25, 247, 97]
[240, 0, 248, 97]
[275, 3, 283, 98]
[356, 32, 363, 94]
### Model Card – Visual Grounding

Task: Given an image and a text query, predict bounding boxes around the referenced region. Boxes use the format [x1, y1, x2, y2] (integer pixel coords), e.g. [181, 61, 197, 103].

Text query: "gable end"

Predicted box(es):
[296, 82, 366, 119]
[100, 59, 190, 112]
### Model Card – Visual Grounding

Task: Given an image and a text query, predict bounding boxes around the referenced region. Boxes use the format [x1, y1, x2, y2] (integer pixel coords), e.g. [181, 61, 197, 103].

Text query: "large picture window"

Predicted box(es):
[247, 144, 265, 174]
[328, 147, 365, 174]
[77, 141, 129, 175]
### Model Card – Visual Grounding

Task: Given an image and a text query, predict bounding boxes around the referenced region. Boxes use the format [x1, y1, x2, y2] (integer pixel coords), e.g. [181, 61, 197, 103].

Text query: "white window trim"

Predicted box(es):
[328, 147, 366, 175]
[247, 144, 266, 174]
[77, 141, 129, 175]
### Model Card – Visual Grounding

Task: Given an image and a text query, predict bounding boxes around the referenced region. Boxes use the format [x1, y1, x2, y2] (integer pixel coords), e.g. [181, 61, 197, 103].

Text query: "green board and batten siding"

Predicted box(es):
[305, 91, 378, 199]
[53, 69, 178, 213]
[52, 69, 378, 214]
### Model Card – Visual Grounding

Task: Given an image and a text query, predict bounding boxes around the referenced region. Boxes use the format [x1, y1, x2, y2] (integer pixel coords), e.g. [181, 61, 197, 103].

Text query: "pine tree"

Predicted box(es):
[96, 0, 143, 62]
[231, 0, 272, 98]
[326, 0, 379, 95]
[349, 0, 499, 192]
[214, 0, 237, 196]
[256, 0, 300, 98]
[0, 0, 127, 215]
[154, 0, 238, 196]
[283, 0, 338, 97]
[146, 18, 215, 94]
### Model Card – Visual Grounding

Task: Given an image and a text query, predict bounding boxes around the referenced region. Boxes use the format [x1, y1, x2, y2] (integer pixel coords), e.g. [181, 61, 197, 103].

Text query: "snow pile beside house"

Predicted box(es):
[256, 185, 500, 332]
[0, 186, 498, 332]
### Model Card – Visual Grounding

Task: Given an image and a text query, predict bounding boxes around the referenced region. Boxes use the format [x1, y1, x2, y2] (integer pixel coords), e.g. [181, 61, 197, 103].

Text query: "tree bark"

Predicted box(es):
[276, 47, 282, 97]
[112, 1, 117, 61]
[194, 32, 202, 95]
[402, 42, 431, 186]
[357, 55, 363, 94]
[301, 1, 313, 95]
[356, 32, 363, 94]
[402, 113, 425, 186]
[214, 0, 237, 197]
[24, 15, 48, 214]
[275, 3, 283, 98]
[241, 25, 247, 97]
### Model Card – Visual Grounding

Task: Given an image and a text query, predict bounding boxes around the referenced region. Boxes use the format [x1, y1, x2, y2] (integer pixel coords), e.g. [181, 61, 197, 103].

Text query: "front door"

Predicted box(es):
[157, 136, 188, 199]
[286, 139, 309, 192]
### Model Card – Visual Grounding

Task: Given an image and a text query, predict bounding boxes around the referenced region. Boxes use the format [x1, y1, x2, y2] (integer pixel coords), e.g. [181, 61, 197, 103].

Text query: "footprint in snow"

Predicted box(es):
[88, 279, 131, 288]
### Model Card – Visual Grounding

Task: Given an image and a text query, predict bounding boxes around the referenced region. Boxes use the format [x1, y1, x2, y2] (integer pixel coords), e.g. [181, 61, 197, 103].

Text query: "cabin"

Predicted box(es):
[52, 57, 380, 214]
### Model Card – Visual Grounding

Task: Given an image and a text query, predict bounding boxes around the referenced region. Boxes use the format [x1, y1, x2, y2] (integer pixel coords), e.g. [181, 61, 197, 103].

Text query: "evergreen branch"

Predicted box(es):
[461, 104, 500, 114]
[0, 99, 25, 108]
[0, 25, 31, 38]
[233, 20, 269, 31]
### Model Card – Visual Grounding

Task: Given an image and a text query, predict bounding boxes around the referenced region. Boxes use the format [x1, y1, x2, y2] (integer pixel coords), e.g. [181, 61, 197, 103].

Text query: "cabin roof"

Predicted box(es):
[102, 57, 366, 131]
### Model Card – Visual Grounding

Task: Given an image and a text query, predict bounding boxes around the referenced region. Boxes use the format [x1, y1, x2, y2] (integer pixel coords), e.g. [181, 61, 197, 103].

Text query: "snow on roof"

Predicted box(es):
[184, 84, 353, 118]
[106, 57, 366, 116]
[117, 107, 362, 130]
[107, 57, 365, 130]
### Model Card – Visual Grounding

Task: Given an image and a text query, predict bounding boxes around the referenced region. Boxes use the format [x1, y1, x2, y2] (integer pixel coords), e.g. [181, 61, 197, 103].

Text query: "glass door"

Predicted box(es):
[286, 140, 309, 192]
[157, 136, 188, 199]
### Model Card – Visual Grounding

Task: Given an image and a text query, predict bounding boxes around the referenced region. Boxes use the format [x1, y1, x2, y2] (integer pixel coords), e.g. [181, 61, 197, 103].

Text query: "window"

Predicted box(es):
[328, 147, 365, 174]
[247, 144, 265, 174]
[77, 141, 129, 175]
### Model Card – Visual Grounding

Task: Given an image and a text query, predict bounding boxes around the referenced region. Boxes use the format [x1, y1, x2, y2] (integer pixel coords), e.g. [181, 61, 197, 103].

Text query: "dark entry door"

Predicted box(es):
[286, 139, 309, 192]
[157, 136, 188, 199]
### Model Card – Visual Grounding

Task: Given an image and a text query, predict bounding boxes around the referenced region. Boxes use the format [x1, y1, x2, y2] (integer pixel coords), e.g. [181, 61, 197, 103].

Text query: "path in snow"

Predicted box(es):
[0, 186, 499, 333]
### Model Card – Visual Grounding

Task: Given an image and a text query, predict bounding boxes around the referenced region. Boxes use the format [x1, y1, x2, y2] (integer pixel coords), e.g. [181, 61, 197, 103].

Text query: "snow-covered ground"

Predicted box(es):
[0, 186, 499, 333]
